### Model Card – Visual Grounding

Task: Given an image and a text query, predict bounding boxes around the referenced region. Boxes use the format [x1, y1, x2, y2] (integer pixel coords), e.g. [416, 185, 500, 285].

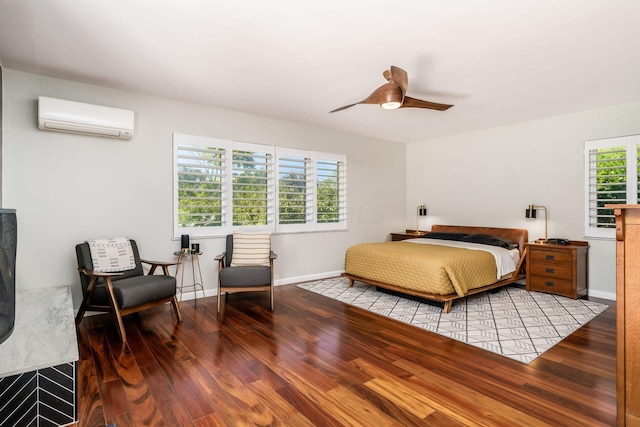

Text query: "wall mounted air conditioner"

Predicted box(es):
[38, 96, 134, 140]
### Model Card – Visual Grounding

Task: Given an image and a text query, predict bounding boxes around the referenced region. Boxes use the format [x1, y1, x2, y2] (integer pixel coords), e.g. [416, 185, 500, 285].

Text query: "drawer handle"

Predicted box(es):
[545, 268, 555, 274]
[545, 281, 555, 287]
[545, 255, 555, 261]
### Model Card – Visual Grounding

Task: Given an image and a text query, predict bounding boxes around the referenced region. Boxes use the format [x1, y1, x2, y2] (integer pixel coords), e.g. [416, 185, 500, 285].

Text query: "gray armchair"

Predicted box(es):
[215, 234, 276, 314]
[75, 239, 182, 343]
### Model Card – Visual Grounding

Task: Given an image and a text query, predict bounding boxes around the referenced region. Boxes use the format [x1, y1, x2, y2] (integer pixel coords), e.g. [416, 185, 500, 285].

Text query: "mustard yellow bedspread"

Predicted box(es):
[344, 242, 498, 297]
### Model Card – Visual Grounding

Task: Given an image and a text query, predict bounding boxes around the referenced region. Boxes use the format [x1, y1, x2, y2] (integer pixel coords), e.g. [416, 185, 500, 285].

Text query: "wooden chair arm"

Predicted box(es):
[270, 251, 277, 260]
[78, 267, 124, 278]
[214, 252, 226, 261]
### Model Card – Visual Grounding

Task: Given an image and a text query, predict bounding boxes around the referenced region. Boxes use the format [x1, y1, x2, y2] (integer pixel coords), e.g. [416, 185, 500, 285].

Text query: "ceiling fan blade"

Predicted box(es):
[401, 96, 454, 111]
[360, 82, 403, 105]
[329, 103, 358, 113]
[389, 66, 408, 96]
[330, 82, 403, 112]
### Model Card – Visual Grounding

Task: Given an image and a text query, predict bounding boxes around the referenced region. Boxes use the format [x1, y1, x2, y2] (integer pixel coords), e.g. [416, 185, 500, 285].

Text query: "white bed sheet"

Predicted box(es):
[404, 238, 520, 279]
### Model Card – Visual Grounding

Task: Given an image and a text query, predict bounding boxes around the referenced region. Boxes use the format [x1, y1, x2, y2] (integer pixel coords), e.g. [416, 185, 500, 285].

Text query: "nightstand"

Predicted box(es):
[390, 230, 426, 241]
[525, 241, 589, 299]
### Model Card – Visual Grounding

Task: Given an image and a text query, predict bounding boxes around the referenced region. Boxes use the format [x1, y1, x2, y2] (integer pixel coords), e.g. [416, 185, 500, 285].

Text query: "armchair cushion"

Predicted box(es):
[107, 275, 176, 309]
[220, 265, 272, 287]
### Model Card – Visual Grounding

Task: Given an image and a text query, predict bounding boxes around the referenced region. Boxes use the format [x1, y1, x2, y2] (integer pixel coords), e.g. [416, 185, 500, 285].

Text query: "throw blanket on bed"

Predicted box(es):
[87, 237, 136, 273]
[344, 242, 498, 297]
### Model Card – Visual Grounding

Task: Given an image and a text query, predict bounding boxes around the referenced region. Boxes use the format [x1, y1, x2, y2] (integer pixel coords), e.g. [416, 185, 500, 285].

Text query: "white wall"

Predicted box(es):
[1, 70, 406, 306]
[407, 101, 640, 300]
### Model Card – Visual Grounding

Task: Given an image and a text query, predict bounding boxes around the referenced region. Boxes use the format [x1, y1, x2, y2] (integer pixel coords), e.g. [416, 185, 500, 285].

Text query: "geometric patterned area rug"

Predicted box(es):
[297, 276, 609, 364]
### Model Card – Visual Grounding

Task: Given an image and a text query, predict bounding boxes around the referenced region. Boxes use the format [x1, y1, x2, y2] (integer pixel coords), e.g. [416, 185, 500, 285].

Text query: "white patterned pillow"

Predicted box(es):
[87, 237, 136, 272]
[230, 232, 271, 267]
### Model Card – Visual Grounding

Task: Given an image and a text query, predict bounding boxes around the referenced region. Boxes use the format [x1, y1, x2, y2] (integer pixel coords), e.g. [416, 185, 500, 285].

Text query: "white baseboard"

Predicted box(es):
[274, 270, 344, 286]
[176, 270, 344, 302]
[588, 289, 616, 301]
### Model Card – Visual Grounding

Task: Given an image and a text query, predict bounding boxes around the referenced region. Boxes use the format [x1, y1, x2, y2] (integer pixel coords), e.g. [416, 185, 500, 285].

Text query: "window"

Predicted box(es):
[174, 134, 226, 232]
[231, 143, 275, 227]
[316, 158, 347, 224]
[584, 135, 640, 238]
[277, 151, 311, 226]
[174, 133, 347, 236]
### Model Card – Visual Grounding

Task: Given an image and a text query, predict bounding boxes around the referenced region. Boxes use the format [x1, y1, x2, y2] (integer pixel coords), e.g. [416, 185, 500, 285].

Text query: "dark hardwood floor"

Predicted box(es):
[75, 282, 616, 426]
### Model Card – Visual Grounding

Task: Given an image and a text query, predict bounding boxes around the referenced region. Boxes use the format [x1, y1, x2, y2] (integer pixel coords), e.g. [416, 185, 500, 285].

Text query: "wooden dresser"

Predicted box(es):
[525, 241, 589, 299]
[610, 205, 640, 426]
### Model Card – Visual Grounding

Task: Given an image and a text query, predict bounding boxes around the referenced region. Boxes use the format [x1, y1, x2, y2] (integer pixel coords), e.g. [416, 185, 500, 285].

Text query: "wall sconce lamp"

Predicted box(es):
[525, 204, 548, 242]
[415, 204, 428, 235]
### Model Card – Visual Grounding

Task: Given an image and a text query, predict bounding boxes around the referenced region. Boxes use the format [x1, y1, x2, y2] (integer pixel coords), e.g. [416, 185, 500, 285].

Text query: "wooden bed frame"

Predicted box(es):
[341, 225, 529, 313]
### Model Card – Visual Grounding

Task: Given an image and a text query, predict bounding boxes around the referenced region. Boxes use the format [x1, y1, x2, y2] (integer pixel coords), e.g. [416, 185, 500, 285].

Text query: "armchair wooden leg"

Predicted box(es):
[171, 295, 183, 322]
[270, 285, 274, 311]
[217, 261, 223, 315]
[75, 275, 99, 326]
[269, 266, 274, 311]
[103, 277, 127, 343]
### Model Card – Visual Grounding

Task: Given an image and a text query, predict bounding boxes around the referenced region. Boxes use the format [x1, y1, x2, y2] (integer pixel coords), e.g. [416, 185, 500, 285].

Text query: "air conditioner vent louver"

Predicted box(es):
[38, 96, 134, 140]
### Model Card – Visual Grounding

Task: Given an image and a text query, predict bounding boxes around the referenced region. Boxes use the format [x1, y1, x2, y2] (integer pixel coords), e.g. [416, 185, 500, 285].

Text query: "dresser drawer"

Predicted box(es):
[529, 263, 573, 280]
[529, 250, 572, 266]
[527, 276, 574, 297]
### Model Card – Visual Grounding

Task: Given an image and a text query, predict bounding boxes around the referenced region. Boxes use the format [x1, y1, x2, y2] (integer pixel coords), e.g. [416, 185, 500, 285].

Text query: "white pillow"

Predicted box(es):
[87, 237, 136, 272]
[230, 232, 271, 267]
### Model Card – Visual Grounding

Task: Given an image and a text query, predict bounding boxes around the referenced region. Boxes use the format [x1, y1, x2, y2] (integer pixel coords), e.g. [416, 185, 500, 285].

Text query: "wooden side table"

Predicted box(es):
[525, 241, 589, 299]
[174, 251, 206, 303]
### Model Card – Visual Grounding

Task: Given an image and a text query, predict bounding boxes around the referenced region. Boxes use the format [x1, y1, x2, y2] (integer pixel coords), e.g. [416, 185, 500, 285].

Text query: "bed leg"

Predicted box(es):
[348, 279, 355, 288]
[443, 301, 453, 313]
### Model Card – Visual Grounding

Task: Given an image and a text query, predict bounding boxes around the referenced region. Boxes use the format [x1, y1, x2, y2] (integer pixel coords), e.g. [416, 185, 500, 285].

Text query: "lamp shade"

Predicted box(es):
[524, 204, 548, 242]
[525, 205, 537, 218]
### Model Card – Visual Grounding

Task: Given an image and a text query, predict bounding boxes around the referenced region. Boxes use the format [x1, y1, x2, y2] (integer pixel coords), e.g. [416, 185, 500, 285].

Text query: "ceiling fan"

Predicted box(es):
[330, 65, 453, 113]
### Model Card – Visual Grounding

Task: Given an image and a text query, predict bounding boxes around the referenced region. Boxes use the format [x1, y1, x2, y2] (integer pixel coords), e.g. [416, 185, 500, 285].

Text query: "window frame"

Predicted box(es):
[173, 133, 347, 237]
[584, 134, 640, 238]
[275, 147, 348, 233]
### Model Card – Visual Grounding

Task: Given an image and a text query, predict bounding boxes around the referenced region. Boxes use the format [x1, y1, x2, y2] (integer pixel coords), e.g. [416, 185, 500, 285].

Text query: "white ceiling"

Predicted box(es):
[1, 0, 640, 143]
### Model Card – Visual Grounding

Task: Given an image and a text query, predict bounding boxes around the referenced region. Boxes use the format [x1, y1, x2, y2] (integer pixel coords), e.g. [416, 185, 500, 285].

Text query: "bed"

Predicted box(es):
[342, 225, 529, 313]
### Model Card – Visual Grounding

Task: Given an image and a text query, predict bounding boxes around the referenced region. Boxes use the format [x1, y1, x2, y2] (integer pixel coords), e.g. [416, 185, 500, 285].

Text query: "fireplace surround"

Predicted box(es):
[0, 208, 16, 346]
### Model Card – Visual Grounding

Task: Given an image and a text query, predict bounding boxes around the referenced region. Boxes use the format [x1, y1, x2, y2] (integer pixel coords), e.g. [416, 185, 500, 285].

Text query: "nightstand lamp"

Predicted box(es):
[415, 204, 428, 235]
[525, 204, 548, 243]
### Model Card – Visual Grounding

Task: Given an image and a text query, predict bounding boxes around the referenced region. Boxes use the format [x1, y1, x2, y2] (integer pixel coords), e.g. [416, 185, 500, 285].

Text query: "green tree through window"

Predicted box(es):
[278, 155, 308, 224]
[317, 160, 340, 223]
[176, 145, 224, 228]
[232, 150, 272, 226]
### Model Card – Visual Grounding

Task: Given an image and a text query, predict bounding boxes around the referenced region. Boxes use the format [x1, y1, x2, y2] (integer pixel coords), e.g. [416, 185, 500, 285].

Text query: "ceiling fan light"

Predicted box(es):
[380, 101, 402, 110]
